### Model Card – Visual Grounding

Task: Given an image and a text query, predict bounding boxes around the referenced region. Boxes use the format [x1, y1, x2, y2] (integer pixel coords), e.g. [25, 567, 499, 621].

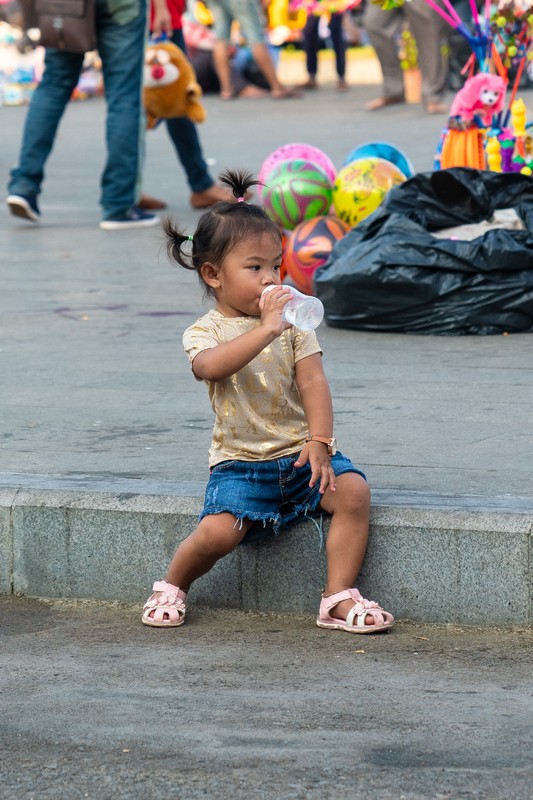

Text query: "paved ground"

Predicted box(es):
[1, 595, 533, 800]
[1, 85, 533, 504]
[1, 71, 533, 800]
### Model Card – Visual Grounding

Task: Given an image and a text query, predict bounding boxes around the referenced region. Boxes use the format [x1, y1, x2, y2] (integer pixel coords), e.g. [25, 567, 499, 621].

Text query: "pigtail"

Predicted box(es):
[218, 169, 261, 202]
[162, 216, 195, 272]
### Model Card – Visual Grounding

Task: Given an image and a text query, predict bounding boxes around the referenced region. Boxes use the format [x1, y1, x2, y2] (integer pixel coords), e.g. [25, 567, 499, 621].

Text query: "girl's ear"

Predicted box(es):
[201, 262, 220, 289]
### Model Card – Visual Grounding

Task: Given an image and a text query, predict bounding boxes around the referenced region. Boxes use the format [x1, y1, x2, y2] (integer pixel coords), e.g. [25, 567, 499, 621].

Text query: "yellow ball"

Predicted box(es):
[332, 157, 407, 228]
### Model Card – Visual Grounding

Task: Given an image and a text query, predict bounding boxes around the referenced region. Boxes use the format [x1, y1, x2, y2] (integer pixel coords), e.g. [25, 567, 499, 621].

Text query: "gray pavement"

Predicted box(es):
[1, 595, 533, 800]
[1, 73, 533, 800]
[1, 86, 532, 499]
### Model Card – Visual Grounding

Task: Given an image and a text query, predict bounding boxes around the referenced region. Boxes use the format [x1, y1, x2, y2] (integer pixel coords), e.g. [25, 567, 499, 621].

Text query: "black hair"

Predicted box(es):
[162, 169, 282, 298]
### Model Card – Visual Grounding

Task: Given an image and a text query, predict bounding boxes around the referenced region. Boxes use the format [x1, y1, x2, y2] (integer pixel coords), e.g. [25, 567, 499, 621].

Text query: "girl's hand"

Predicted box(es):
[259, 286, 292, 336]
[294, 442, 336, 495]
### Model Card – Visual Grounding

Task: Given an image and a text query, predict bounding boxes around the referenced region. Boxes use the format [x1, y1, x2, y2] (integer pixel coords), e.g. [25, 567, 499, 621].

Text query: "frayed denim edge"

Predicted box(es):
[198, 502, 325, 550]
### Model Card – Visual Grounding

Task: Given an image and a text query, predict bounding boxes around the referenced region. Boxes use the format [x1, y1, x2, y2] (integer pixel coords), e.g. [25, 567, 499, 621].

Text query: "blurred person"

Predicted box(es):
[363, 0, 448, 114]
[141, 0, 244, 212]
[182, 11, 270, 98]
[6, 0, 169, 229]
[206, 0, 301, 99]
[299, 10, 348, 91]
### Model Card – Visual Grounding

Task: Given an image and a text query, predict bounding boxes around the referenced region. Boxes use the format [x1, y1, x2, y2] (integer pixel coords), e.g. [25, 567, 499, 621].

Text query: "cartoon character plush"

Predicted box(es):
[449, 72, 507, 127]
[143, 39, 206, 129]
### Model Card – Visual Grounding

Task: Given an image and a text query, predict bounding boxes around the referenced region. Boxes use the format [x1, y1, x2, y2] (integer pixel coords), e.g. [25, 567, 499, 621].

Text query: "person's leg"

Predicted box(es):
[165, 29, 214, 193]
[317, 472, 393, 631]
[319, 473, 370, 600]
[301, 14, 319, 88]
[405, 0, 448, 112]
[7, 48, 83, 210]
[95, 0, 147, 219]
[363, 2, 405, 108]
[209, 0, 236, 97]
[165, 513, 253, 591]
[232, 0, 300, 97]
[213, 39, 235, 98]
[329, 12, 347, 89]
[143, 512, 253, 626]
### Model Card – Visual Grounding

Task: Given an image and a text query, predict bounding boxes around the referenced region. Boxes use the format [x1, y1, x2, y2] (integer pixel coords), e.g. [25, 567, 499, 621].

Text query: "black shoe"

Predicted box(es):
[7, 193, 40, 223]
[99, 206, 160, 230]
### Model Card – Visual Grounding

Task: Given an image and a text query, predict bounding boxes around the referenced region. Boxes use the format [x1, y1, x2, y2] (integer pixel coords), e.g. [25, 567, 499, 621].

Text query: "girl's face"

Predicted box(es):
[209, 232, 283, 318]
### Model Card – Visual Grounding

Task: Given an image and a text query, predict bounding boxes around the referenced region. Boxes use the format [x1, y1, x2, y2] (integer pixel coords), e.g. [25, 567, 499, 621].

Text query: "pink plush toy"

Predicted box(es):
[449, 73, 507, 126]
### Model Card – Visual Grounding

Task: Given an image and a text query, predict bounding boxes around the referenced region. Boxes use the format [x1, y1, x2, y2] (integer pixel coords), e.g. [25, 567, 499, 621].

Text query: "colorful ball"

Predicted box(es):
[283, 215, 351, 295]
[258, 143, 337, 197]
[262, 159, 333, 230]
[332, 157, 406, 228]
[343, 141, 414, 178]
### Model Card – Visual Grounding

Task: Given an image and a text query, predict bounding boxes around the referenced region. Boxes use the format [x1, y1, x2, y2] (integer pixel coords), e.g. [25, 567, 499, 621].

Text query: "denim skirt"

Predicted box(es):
[199, 451, 366, 543]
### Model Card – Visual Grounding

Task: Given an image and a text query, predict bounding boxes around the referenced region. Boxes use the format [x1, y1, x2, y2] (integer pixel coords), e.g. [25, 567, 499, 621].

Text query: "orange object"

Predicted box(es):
[440, 128, 486, 170]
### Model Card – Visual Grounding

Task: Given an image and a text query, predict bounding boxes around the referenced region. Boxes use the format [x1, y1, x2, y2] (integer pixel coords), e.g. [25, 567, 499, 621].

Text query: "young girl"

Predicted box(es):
[142, 170, 394, 634]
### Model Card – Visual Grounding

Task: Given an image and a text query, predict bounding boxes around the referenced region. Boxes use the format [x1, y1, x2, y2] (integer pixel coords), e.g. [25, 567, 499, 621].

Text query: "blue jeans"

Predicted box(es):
[8, 0, 147, 219]
[165, 29, 213, 193]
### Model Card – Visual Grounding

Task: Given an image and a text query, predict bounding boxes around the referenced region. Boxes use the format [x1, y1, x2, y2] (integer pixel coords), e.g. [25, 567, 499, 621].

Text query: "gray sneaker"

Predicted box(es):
[99, 206, 160, 230]
[7, 194, 40, 223]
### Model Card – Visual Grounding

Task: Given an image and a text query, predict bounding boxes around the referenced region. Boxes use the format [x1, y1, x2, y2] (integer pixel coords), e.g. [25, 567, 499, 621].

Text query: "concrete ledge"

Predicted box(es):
[1, 474, 531, 626]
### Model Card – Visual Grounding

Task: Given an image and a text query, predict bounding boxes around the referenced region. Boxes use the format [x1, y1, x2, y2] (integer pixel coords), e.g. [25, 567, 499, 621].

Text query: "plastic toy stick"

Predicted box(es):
[468, 0, 479, 27]
[439, 0, 465, 27]
[420, 0, 457, 28]
[491, 42, 508, 80]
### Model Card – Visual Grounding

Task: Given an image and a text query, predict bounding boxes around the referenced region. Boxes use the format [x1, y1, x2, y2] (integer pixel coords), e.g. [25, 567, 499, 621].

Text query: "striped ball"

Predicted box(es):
[283, 215, 350, 295]
[262, 159, 332, 230]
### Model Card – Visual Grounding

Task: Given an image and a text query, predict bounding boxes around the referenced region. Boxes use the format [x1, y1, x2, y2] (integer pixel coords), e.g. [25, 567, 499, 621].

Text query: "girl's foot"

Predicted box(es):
[142, 581, 187, 627]
[317, 588, 394, 634]
[337, 78, 348, 91]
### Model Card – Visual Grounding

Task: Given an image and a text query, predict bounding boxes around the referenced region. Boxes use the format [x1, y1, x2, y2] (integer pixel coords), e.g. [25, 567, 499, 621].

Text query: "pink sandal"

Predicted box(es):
[317, 588, 394, 634]
[142, 580, 187, 628]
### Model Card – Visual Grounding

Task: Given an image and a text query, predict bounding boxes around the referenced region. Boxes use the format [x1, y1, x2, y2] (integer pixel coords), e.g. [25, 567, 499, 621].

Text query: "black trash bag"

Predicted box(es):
[314, 168, 533, 335]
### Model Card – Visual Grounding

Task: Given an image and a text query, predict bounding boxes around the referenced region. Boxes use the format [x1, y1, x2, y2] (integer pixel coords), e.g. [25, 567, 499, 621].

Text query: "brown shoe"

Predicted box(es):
[365, 94, 405, 111]
[337, 78, 349, 92]
[138, 193, 167, 210]
[190, 184, 234, 209]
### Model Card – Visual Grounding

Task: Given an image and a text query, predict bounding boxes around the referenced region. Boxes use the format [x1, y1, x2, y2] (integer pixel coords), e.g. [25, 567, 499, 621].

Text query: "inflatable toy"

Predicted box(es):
[262, 159, 333, 230]
[332, 157, 406, 228]
[342, 141, 414, 178]
[283, 215, 350, 295]
[258, 143, 336, 196]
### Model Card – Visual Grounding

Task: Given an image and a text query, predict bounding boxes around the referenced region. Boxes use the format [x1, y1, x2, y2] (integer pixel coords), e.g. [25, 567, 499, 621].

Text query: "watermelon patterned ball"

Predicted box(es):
[332, 157, 406, 228]
[262, 159, 333, 230]
[283, 215, 350, 295]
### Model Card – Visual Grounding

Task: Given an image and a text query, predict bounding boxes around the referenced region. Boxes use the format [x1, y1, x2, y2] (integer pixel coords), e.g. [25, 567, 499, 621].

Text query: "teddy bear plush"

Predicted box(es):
[449, 72, 507, 127]
[143, 39, 206, 129]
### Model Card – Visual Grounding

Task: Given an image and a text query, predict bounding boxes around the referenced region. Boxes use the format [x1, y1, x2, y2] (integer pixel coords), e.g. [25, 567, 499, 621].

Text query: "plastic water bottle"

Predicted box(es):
[262, 285, 324, 331]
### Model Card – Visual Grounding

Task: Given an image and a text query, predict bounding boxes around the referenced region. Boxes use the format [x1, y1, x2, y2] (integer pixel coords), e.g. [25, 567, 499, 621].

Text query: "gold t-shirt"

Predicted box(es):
[183, 309, 323, 467]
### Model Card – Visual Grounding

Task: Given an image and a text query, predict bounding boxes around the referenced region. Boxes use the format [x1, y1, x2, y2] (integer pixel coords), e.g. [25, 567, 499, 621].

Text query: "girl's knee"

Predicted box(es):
[195, 513, 248, 556]
[334, 473, 371, 516]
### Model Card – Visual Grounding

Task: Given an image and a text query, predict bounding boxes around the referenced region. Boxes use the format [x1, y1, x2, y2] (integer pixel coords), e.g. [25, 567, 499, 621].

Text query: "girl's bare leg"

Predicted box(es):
[319, 472, 372, 622]
[165, 513, 253, 591]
